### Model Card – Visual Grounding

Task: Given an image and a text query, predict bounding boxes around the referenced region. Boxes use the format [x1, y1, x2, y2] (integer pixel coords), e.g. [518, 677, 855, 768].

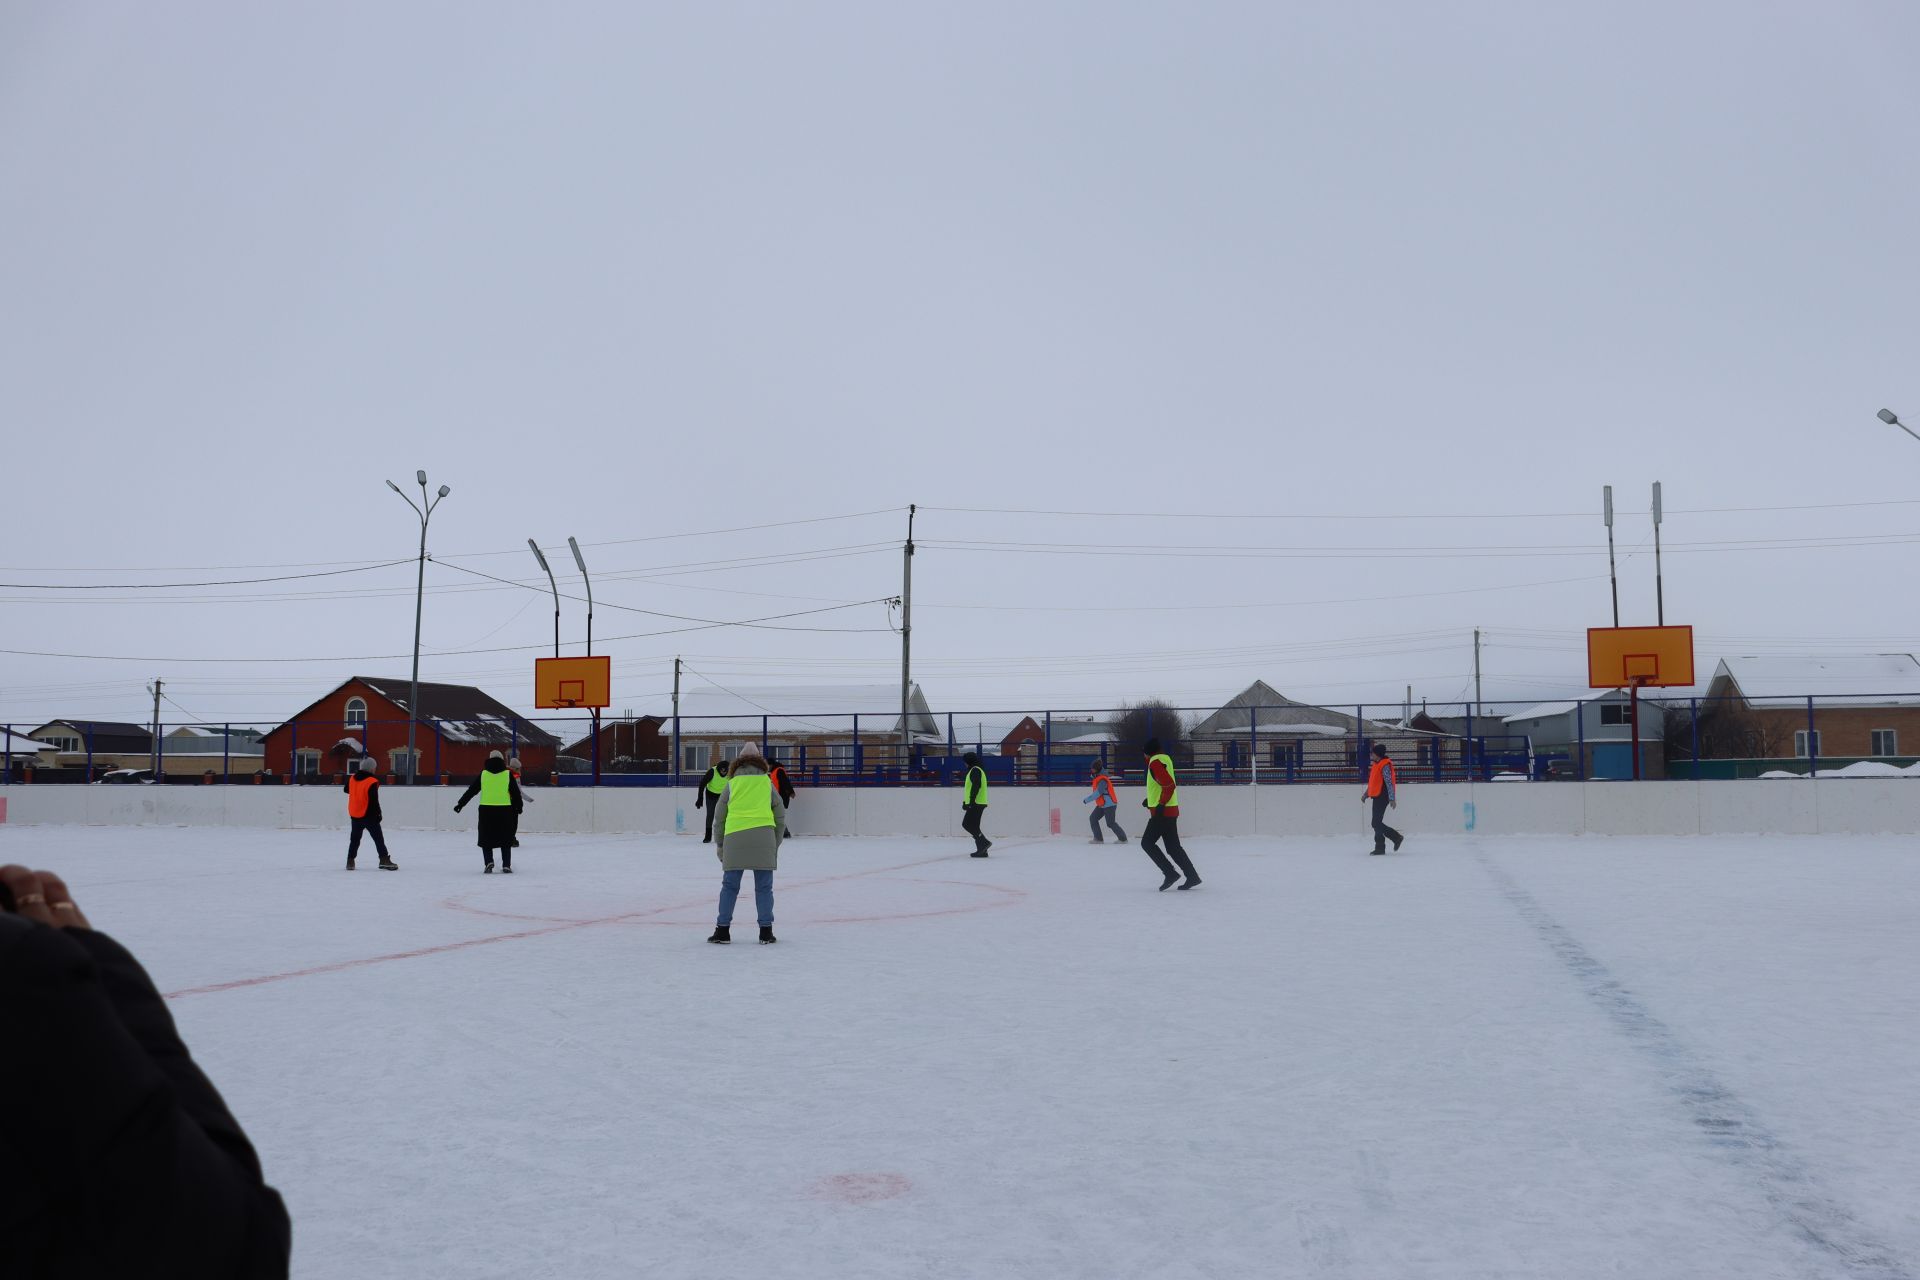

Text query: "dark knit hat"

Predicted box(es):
[1143, 737, 1162, 756]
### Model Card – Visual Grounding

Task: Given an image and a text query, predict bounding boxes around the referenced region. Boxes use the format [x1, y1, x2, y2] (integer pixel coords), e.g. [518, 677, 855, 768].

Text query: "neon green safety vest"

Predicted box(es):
[723, 773, 776, 835]
[479, 769, 513, 806]
[707, 770, 726, 795]
[1145, 754, 1178, 809]
[963, 766, 989, 807]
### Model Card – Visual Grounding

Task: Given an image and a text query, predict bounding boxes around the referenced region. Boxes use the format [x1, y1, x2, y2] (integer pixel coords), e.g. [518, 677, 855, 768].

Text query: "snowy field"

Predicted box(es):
[9, 824, 1920, 1280]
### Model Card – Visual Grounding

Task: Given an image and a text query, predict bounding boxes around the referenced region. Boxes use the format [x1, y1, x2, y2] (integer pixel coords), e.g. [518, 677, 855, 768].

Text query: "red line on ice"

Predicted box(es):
[163, 844, 1035, 1000]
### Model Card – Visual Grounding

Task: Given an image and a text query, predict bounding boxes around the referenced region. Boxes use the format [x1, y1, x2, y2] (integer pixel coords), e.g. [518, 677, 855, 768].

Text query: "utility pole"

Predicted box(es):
[899, 504, 916, 778]
[672, 657, 682, 788]
[1603, 485, 1620, 627]
[148, 678, 163, 777]
[1651, 481, 1665, 625]
[1473, 630, 1483, 717]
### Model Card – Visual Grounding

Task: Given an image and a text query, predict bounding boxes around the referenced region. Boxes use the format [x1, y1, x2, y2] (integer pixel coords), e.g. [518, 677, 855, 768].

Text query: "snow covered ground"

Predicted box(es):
[9, 824, 1919, 1279]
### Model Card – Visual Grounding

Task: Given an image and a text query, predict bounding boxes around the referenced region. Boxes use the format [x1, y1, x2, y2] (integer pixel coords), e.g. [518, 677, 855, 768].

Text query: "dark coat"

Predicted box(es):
[0, 914, 291, 1278]
[454, 760, 523, 849]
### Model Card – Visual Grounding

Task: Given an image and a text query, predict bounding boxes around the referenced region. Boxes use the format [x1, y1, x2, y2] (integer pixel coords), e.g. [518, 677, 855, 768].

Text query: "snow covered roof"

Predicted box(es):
[2, 729, 54, 754]
[1502, 700, 1580, 723]
[1712, 655, 1920, 708]
[663, 683, 939, 739]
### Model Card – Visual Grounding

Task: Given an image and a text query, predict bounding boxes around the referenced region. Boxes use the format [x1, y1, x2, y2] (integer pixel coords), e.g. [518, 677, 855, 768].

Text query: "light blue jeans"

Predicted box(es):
[717, 868, 775, 927]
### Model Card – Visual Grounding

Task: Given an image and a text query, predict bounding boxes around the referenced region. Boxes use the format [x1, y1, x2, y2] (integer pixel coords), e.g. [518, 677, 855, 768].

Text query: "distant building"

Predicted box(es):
[1186, 681, 1456, 782]
[665, 683, 938, 781]
[560, 714, 670, 773]
[1499, 692, 1665, 780]
[261, 677, 559, 782]
[1693, 655, 1920, 763]
[160, 726, 268, 776]
[24, 720, 153, 775]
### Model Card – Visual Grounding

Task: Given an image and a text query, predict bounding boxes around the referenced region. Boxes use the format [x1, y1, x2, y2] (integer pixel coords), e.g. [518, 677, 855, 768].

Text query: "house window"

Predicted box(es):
[47, 734, 81, 753]
[1794, 730, 1820, 759]
[827, 743, 856, 772]
[294, 749, 323, 778]
[682, 743, 711, 773]
[388, 747, 418, 777]
[344, 697, 368, 730]
[1598, 704, 1628, 726]
[1871, 729, 1898, 757]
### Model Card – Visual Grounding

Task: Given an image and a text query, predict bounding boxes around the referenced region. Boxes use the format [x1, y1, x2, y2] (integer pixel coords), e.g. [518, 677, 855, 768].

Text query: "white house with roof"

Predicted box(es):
[1500, 691, 1666, 780]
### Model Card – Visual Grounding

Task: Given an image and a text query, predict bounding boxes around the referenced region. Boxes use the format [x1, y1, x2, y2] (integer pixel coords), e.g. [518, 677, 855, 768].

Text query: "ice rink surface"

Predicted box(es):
[8, 823, 1918, 1280]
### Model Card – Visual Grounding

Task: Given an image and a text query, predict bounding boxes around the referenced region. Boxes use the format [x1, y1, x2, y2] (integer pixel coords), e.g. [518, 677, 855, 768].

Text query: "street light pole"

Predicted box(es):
[1880, 408, 1920, 444]
[568, 536, 599, 787]
[387, 471, 450, 785]
[527, 540, 561, 658]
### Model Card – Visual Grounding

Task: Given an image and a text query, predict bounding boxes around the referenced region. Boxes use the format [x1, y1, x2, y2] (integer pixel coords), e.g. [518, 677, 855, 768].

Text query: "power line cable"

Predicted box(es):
[0, 559, 414, 590]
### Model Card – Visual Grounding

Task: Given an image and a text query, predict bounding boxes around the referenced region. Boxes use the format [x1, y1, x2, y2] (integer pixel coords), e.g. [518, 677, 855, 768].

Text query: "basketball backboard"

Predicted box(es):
[535, 655, 611, 709]
[1587, 626, 1694, 690]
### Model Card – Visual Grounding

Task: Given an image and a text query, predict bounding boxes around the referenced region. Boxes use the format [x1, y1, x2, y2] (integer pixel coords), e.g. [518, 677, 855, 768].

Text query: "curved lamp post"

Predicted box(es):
[387, 471, 450, 784]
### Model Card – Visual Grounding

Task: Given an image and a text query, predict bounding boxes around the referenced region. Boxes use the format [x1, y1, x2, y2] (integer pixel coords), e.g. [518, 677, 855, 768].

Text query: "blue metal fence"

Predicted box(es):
[4, 694, 1915, 787]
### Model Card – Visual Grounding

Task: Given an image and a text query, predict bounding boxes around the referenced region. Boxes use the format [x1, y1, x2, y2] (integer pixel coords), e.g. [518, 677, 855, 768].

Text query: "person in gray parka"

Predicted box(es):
[707, 748, 787, 945]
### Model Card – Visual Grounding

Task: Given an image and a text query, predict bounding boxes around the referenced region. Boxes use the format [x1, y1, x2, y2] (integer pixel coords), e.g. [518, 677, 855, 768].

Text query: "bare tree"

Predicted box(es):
[1113, 700, 1192, 767]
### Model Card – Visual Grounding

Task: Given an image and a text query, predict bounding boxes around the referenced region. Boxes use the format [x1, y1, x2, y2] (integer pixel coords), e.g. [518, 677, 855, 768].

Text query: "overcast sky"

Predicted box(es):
[2, 1, 1917, 733]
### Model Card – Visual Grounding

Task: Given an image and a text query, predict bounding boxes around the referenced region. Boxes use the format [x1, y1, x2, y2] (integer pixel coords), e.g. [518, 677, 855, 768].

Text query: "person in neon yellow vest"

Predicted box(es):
[960, 751, 992, 856]
[1141, 737, 1200, 891]
[694, 759, 730, 844]
[707, 748, 787, 944]
[453, 750, 524, 874]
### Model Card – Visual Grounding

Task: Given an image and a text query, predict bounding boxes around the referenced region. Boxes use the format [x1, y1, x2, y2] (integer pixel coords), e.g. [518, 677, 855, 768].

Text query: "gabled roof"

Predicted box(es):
[28, 721, 153, 750]
[664, 683, 938, 739]
[1191, 681, 1407, 738]
[1711, 655, 1920, 708]
[3, 728, 55, 753]
[271, 678, 560, 747]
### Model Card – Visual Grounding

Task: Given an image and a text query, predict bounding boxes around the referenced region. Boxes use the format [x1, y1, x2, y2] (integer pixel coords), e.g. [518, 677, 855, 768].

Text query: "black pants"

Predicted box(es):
[483, 846, 511, 869]
[961, 803, 989, 852]
[1371, 795, 1403, 852]
[1141, 813, 1197, 881]
[701, 801, 716, 842]
[347, 818, 389, 861]
[1089, 806, 1126, 842]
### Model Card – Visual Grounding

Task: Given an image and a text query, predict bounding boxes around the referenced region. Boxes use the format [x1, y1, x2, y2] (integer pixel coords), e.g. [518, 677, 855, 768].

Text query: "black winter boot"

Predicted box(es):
[346, 858, 355, 870]
[759, 926, 777, 945]
[379, 857, 398, 870]
[708, 926, 731, 945]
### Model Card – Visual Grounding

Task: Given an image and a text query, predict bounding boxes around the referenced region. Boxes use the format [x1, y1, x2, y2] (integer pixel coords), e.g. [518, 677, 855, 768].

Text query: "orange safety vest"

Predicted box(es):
[1091, 773, 1117, 806]
[347, 775, 377, 818]
[1367, 758, 1395, 798]
[769, 765, 787, 792]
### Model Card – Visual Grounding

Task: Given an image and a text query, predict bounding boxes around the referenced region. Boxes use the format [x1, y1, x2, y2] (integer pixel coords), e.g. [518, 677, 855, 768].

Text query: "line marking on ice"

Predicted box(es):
[1478, 852, 1913, 1280]
[162, 841, 1043, 1001]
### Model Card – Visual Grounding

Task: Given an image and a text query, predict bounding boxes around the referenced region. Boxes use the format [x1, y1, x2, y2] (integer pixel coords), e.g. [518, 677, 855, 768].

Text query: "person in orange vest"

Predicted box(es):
[1363, 743, 1404, 855]
[344, 757, 397, 870]
[768, 758, 795, 837]
[1082, 765, 1126, 844]
[508, 755, 527, 849]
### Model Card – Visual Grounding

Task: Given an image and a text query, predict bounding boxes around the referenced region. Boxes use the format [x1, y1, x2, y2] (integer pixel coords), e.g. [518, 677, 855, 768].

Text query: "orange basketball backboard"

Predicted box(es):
[1587, 626, 1694, 689]
[535, 655, 611, 709]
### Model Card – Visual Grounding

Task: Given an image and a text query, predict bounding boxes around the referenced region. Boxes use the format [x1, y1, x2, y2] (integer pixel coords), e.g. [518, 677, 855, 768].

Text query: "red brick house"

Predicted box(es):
[1695, 655, 1920, 763]
[561, 715, 669, 773]
[262, 677, 559, 783]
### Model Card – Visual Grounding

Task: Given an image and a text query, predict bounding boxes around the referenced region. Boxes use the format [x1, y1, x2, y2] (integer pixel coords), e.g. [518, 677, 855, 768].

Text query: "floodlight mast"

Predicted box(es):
[1603, 485, 1619, 627]
[527, 540, 560, 658]
[387, 472, 450, 784]
[1880, 408, 1920, 444]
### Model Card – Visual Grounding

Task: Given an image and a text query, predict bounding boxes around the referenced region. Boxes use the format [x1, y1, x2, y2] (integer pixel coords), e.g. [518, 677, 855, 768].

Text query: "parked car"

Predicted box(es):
[94, 768, 156, 784]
